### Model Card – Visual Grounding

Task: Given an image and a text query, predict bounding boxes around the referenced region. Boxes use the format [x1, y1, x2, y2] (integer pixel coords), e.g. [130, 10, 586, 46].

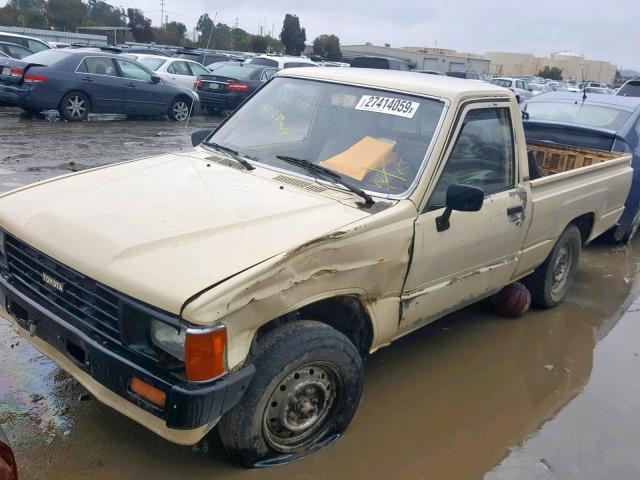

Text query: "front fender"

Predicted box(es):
[181, 200, 417, 369]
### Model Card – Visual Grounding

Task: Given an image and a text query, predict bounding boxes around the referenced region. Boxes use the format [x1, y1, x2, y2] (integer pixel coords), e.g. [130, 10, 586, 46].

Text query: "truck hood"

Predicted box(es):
[0, 152, 370, 314]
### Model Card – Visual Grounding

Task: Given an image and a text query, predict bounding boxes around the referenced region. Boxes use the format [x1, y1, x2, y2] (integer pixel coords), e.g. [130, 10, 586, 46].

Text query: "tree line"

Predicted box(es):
[0, 0, 342, 59]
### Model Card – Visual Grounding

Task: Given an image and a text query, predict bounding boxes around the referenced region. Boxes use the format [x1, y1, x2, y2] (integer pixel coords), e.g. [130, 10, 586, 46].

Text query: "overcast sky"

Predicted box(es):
[17, 0, 640, 70]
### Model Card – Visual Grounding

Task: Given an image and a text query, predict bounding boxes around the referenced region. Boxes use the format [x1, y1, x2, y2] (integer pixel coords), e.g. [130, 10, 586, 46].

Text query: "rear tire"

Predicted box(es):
[523, 224, 581, 308]
[218, 321, 363, 468]
[59, 91, 90, 122]
[619, 210, 640, 244]
[168, 97, 190, 121]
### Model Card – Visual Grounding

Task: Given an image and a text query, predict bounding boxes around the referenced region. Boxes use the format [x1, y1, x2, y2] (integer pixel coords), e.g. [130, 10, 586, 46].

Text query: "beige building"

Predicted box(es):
[341, 44, 491, 74]
[485, 50, 616, 83]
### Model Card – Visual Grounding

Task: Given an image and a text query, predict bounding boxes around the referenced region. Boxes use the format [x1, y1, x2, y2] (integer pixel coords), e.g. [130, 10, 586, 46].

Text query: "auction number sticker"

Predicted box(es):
[355, 95, 420, 118]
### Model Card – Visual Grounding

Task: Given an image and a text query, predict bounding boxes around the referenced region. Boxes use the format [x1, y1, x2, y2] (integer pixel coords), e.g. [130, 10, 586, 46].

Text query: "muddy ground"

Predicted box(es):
[1, 107, 640, 479]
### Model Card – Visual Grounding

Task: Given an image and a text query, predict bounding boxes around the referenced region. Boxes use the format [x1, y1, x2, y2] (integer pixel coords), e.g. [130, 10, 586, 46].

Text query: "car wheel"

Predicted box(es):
[523, 224, 581, 308]
[59, 92, 90, 122]
[218, 320, 363, 468]
[169, 98, 190, 121]
[621, 210, 640, 244]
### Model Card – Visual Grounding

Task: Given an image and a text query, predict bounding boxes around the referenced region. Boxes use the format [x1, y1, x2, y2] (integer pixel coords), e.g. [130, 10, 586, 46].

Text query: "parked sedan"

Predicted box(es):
[490, 77, 533, 102]
[0, 426, 18, 480]
[124, 54, 209, 90]
[0, 41, 33, 59]
[0, 48, 198, 121]
[522, 92, 640, 242]
[196, 63, 276, 114]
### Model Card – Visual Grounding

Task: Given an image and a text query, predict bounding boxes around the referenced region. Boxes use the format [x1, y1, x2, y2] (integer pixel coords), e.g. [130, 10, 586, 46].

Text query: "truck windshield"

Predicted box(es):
[525, 101, 632, 130]
[208, 77, 445, 196]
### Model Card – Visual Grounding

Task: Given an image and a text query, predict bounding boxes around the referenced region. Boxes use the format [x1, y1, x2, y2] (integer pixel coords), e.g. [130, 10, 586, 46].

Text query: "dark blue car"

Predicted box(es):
[522, 92, 640, 243]
[196, 63, 276, 114]
[0, 48, 197, 121]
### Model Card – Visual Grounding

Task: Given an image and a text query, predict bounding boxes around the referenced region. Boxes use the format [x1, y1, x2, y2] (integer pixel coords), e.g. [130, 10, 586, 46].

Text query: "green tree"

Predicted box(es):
[279, 13, 306, 55]
[211, 22, 231, 49]
[127, 8, 153, 42]
[6, 0, 46, 27]
[45, 0, 86, 30]
[86, 0, 126, 27]
[0, 5, 19, 26]
[196, 13, 214, 47]
[165, 21, 186, 38]
[230, 27, 251, 51]
[537, 66, 563, 80]
[313, 34, 341, 61]
[251, 35, 268, 53]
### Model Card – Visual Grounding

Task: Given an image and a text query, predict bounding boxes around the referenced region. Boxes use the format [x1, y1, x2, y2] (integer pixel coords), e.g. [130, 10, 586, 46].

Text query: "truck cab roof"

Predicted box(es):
[278, 67, 511, 103]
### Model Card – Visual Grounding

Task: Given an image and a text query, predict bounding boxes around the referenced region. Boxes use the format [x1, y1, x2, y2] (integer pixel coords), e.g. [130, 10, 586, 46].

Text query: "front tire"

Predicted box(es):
[523, 224, 581, 308]
[218, 321, 363, 468]
[59, 91, 90, 121]
[168, 97, 190, 121]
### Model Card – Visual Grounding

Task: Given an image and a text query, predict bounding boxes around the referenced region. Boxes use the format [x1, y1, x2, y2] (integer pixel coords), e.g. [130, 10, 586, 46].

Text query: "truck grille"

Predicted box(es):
[5, 234, 122, 342]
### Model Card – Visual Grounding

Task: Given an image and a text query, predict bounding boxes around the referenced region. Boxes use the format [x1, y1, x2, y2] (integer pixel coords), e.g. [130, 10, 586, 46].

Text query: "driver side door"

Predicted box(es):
[115, 58, 168, 115]
[399, 102, 530, 333]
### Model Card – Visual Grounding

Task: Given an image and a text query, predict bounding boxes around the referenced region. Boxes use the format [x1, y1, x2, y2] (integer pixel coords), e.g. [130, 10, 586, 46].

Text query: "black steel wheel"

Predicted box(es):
[218, 320, 363, 468]
[523, 224, 581, 308]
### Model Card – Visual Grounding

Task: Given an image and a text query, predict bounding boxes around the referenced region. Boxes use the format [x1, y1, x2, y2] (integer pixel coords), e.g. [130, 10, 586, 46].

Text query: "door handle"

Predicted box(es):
[507, 205, 524, 215]
[126, 82, 136, 87]
[81, 77, 93, 82]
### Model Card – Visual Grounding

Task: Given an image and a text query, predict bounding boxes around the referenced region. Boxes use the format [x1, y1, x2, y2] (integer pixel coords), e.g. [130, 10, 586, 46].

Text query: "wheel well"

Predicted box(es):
[59, 90, 92, 110]
[570, 212, 594, 244]
[253, 296, 374, 357]
[173, 94, 192, 106]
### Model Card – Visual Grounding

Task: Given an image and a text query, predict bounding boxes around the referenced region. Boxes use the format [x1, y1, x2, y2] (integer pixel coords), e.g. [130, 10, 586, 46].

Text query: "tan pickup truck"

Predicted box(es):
[0, 68, 632, 467]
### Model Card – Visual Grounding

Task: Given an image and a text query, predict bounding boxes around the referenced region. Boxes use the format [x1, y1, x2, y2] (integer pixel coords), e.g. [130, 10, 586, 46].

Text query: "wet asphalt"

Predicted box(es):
[1, 107, 640, 479]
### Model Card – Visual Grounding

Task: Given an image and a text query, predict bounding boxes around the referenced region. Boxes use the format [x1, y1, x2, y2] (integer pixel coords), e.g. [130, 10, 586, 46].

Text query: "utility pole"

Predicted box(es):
[235, 17, 238, 29]
[159, 0, 165, 27]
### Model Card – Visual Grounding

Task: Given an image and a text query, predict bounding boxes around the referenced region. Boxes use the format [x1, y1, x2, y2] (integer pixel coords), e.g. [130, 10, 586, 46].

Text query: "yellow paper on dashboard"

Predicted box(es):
[319, 136, 396, 181]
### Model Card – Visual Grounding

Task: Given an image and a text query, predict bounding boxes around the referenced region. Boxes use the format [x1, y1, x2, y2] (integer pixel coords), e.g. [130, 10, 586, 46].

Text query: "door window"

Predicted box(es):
[78, 57, 119, 76]
[429, 107, 515, 207]
[516, 80, 525, 90]
[187, 62, 209, 76]
[168, 61, 191, 76]
[116, 59, 153, 81]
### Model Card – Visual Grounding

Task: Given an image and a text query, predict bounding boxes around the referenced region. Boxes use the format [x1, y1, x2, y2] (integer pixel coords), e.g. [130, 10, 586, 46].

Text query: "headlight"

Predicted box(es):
[150, 319, 185, 360]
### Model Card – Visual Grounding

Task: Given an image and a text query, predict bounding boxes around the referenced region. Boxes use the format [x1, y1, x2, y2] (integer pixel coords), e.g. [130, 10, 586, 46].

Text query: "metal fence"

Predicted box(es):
[0, 26, 107, 45]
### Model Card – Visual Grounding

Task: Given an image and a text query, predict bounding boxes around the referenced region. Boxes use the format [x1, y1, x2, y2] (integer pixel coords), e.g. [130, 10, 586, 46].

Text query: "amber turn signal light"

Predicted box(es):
[185, 326, 227, 382]
[130, 377, 166, 408]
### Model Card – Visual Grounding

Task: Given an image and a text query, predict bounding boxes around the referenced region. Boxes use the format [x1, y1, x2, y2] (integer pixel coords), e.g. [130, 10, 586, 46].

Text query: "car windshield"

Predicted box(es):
[138, 57, 166, 71]
[618, 81, 640, 97]
[213, 65, 257, 79]
[249, 57, 279, 67]
[491, 79, 512, 87]
[208, 77, 445, 196]
[525, 101, 633, 130]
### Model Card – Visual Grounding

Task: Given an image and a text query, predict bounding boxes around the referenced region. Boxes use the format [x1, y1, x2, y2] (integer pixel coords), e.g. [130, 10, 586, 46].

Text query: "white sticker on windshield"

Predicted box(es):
[355, 95, 420, 118]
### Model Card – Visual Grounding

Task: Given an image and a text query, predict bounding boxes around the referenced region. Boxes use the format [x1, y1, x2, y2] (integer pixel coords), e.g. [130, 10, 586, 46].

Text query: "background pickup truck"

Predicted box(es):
[0, 68, 632, 467]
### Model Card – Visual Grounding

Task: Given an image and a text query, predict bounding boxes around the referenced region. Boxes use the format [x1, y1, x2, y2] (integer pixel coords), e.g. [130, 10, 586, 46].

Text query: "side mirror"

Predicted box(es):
[151, 75, 161, 84]
[191, 129, 213, 147]
[435, 184, 484, 232]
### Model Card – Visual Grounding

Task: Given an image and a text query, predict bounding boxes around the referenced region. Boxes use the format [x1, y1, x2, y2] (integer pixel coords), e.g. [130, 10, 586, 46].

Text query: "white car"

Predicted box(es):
[124, 54, 210, 90]
[246, 55, 319, 69]
[490, 77, 533, 103]
[528, 83, 552, 96]
[0, 31, 51, 53]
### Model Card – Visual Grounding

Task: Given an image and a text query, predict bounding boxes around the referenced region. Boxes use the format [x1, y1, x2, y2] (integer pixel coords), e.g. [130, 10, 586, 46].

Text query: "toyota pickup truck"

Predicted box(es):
[0, 68, 632, 467]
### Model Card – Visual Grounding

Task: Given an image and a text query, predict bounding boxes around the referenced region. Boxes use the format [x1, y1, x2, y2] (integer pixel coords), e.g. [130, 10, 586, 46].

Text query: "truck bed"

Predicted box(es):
[527, 139, 622, 176]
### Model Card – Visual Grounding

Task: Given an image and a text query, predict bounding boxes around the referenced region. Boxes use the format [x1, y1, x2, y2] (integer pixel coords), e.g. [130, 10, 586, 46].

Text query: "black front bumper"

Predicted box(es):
[0, 272, 254, 431]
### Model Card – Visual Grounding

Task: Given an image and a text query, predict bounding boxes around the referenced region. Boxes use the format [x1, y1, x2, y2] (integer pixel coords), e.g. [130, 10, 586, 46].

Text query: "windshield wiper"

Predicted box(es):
[275, 155, 374, 205]
[203, 142, 255, 170]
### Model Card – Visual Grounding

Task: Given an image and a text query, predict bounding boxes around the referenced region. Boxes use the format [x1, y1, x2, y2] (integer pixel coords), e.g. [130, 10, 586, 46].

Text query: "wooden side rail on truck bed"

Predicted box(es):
[527, 139, 621, 176]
